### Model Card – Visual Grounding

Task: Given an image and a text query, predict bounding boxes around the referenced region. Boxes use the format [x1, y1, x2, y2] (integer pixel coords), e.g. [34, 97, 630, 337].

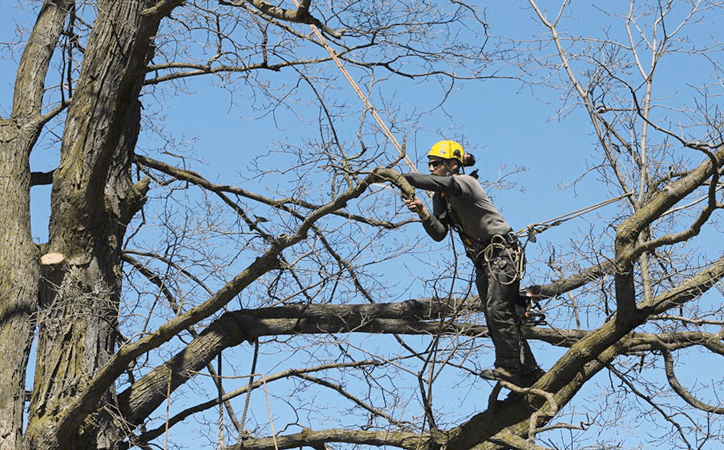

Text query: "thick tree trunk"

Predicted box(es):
[23, 1, 158, 448]
[0, 125, 41, 450]
[0, 2, 73, 448]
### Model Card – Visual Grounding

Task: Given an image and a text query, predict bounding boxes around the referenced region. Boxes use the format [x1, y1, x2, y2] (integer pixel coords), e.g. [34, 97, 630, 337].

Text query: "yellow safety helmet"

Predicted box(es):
[428, 140, 465, 164]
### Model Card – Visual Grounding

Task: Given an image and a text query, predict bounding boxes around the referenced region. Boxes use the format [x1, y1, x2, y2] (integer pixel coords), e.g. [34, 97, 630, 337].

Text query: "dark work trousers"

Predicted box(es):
[475, 250, 539, 373]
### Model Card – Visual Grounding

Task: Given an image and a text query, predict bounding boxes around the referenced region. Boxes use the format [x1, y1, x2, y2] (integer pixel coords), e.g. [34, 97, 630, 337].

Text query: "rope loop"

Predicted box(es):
[479, 233, 526, 285]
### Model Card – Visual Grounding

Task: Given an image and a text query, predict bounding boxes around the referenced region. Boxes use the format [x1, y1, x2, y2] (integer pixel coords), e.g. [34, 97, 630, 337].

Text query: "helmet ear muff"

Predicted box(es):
[462, 153, 476, 167]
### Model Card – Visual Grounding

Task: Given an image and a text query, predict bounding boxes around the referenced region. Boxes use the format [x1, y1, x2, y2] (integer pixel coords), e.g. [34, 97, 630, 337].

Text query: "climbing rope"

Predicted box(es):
[291, 0, 418, 174]
[293, 2, 633, 239]
[216, 353, 225, 450]
[240, 340, 259, 437]
[517, 191, 633, 241]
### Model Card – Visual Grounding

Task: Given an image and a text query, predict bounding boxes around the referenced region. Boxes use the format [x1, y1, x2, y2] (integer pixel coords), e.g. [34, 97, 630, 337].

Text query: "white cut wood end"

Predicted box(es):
[40, 253, 65, 265]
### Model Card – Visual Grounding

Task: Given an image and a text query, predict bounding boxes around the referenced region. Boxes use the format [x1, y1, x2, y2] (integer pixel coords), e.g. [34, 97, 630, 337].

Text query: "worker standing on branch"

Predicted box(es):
[403, 140, 544, 387]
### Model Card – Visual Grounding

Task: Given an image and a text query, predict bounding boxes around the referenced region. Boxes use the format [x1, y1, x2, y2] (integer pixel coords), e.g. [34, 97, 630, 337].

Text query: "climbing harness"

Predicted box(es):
[442, 191, 526, 286]
[476, 234, 543, 325]
[479, 232, 526, 286]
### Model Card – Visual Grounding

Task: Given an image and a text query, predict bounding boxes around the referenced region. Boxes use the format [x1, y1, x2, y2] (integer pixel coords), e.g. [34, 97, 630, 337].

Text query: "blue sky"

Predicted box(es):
[3, 1, 723, 449]
[0, 2, 593, 246]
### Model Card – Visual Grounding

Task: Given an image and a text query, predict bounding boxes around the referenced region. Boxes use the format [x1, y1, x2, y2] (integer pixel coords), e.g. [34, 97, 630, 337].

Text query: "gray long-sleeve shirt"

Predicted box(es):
[404, 173, 512, 247]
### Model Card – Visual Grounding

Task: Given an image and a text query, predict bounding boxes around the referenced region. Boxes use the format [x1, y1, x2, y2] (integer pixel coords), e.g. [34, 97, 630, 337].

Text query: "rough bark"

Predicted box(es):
[0, 2, 72, 449]
[23, 1, 165, 448]
[0, 123, 42, 450]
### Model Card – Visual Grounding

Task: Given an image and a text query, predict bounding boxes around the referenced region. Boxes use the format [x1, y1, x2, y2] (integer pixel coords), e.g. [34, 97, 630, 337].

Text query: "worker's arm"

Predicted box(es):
[403, 195, 448, 241]
[402, 173, 463, 196]
[402, 173, 460, 241]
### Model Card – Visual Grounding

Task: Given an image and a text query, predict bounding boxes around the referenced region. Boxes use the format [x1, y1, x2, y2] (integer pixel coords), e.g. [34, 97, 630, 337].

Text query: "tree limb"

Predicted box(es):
[135, 155, 414, 229]
[226, 427, 429, 450]
[662, 348, 724, 414]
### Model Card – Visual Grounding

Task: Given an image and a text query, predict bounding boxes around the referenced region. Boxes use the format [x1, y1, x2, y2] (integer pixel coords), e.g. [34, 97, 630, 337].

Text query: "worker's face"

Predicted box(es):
[428, 157, 447, 175]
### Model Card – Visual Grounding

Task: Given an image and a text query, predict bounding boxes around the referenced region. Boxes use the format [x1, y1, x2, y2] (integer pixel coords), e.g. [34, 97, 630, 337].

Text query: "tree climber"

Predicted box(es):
[403, 140, 544, 387]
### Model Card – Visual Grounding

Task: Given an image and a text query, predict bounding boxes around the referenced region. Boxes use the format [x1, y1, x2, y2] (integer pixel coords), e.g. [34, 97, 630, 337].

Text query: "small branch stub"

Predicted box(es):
[40, 253, 65, 266]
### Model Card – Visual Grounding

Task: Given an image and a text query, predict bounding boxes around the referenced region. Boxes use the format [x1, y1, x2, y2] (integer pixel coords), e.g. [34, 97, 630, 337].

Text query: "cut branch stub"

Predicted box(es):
[40, 253, 65, 265]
